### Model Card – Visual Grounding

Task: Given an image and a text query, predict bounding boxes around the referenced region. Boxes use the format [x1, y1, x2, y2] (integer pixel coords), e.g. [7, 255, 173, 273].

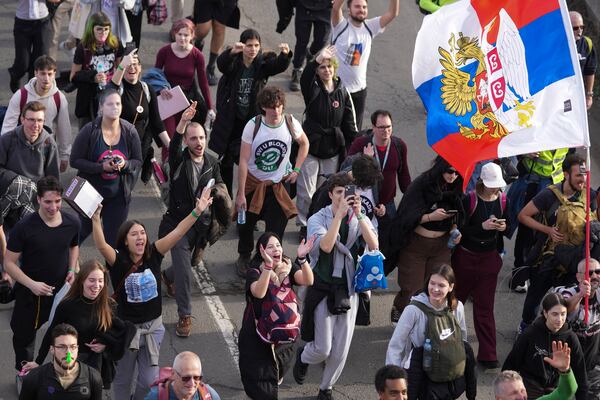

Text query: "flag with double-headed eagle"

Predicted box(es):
[413, 0, 590, 183]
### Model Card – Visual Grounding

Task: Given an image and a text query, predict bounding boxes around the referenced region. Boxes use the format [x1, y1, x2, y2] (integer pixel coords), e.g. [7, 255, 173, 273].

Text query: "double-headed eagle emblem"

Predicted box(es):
[439, 8, 536, 140]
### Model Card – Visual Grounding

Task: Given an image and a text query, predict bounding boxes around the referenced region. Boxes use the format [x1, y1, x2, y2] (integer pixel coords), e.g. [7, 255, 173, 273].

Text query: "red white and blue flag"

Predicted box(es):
[412, 0, 590, 182]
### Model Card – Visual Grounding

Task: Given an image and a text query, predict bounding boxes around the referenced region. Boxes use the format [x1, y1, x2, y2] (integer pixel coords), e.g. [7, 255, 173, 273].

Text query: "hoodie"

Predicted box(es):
[385, 292, 467, 368]
[0, 126, 59, 194]
[1, 78, 71, 161]
[502, 316, 588, 400]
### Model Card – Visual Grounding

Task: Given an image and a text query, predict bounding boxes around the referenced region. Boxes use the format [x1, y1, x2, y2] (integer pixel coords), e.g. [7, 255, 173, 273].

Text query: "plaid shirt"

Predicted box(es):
[555, 284, 600, 337]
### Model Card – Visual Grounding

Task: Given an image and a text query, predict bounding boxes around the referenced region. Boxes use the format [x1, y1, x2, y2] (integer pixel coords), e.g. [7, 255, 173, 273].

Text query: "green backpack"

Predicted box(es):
[410, 301, 466, 382]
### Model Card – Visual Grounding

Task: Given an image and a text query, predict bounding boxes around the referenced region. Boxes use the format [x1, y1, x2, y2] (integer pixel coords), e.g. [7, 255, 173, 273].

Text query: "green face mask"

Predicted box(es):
[66, 352, 72, 363]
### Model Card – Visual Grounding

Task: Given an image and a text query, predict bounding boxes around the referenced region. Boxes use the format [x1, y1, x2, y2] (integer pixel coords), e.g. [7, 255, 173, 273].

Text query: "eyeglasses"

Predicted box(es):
[375, 125, 392, 130]
[573, 25, 584, 31]
[445, 168, 459, 175]
[23, 117, 44, 124]
[53, 344, 79, 351]
[580, 269, 600, 275]
[175, 369, 202, 383]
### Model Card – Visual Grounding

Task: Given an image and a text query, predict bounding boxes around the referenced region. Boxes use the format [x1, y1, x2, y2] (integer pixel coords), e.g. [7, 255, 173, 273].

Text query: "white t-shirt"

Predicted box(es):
[331, 17, 384, 93]
[357, 186, 378, 229]
[241, 115, 302, 183]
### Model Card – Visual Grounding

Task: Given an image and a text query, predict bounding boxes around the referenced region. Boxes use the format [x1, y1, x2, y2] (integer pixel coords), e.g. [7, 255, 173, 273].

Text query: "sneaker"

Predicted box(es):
[161, 271, 176, 298]
[478, 360, 500, 370]
[293, 346, 308, 385]
[390, 306, 400, 326]
[516, 320, 529, 338]
[206, 66, 218, 86]
[236, 253, 251, 278]
[317, 388, 333, 400]
[63, 82, 77, 93]
[176, 315, 192, 337]
[9, 74, 20, 93]
[512, 280, 529, 293]
[16, 374, 23, 395]
[194, 39, 205, 52]
[290, 68, 302, 92]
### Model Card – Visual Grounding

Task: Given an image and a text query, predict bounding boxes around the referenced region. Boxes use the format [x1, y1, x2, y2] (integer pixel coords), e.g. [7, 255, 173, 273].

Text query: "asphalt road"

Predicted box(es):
[0, 1, 599, 399]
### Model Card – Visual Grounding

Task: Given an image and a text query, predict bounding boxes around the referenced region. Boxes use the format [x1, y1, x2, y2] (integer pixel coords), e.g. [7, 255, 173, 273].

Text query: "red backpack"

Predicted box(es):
[151, 367, 213, 400]
[251, 273, 301, 345]
[468, 190, 506, 218]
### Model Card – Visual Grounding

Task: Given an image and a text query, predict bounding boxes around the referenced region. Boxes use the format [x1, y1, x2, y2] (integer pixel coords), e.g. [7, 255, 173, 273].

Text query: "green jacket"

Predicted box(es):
[419, 0, 458, 13]
[539, 370, 577, 400]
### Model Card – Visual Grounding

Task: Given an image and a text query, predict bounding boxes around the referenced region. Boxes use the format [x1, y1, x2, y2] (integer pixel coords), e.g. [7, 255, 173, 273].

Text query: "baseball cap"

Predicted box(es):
[480, 162, 506, 188]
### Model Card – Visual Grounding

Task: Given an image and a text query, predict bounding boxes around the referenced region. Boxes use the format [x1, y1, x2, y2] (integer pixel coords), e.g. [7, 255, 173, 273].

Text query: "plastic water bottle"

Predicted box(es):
[447, 228, 460, 249]
[97, 61, 108, 90]
[151, 158, 166, 184]
[237, 208, 246, 225]
[423, 338, 433, 371]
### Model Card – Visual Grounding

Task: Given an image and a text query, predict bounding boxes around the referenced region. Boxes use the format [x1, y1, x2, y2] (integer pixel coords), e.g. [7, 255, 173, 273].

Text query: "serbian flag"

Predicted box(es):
[413, 0, 590, 184]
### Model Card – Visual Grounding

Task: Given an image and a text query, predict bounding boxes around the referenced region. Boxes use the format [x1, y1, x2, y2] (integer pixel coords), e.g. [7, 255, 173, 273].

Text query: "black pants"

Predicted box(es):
[238, 187, 289, 256]
[9, 16, 51, 82]
[350, 88, 368, 131]
[11, 285, 54, 371]
[79, 195, 129, 247]
[511, 182, 540, 288]
[125, 10, 144, 49]
[292, 6, 331, 69]
[221, 117, 249, 196]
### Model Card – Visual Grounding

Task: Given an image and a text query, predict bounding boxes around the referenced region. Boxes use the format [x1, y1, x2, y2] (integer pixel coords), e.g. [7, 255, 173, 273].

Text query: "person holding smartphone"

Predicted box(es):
[389, 156, 465, 324]
[158, 102, 232, 338]
[452, 162, 509, 371]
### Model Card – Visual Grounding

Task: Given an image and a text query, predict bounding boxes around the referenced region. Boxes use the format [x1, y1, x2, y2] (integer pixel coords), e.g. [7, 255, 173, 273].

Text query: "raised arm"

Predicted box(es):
[293, 235, 315, 286]
[154, 188, 213, 255]
[332, 0, 345, 27]
[380, 0, 400, 28]
[92, 206, 117, 266]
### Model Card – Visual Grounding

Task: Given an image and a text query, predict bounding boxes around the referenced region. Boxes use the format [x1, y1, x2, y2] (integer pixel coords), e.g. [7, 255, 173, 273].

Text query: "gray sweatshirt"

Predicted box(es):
[385, 292, 467, 368]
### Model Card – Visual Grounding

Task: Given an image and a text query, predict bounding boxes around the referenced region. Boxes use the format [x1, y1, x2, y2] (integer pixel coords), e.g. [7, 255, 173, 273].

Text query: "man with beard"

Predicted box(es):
[19, 323, 102, 399]
[517, 153, 596, 334]
[555, 258, 600, 398]
[5, 177, 80, 391]
[159, 101, 231, 337]
[570, 11, 596, 110]
[331, 0, 399, 130]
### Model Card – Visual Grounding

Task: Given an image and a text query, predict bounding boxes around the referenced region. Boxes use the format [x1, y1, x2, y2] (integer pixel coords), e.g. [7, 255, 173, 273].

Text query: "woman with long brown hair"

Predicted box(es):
[21, 260, 122, 386]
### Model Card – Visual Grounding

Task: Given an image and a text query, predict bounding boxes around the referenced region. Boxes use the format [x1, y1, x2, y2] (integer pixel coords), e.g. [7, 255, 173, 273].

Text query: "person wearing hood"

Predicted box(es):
[503, 292, 588, 399]
[388, 156, 465, 324]
[385, 264, 475, 400]
[0, 101, 60, 225]
[295, 45, 357, 241]
[2, 55, 71, 173]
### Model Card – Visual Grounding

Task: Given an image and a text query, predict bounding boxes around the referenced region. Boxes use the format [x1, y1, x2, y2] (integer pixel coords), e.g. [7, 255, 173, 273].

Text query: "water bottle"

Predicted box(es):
[237, 207, 246, 225]
[423, 338, 433, 371]
[97, 61, 108, 90]
[447, 228, 460, 249]
[151, 158, 166, 184]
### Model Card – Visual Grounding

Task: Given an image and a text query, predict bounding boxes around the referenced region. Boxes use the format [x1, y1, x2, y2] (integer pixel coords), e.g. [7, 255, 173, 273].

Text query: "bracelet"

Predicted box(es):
[293, 167, 301, 173]
[68, 268, 75, 273]
[587, 91, 594, 96]
[296, 256, 307, 264]
[263, 263, 273, 271]
[117, 64, 124, 71]
[191, 209, 200, 218]
[357, 212, 365, 221]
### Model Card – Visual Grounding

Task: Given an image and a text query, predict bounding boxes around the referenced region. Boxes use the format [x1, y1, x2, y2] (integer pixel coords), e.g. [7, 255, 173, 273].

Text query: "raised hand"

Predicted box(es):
[543, 340, 571, 373]
[181, 101, 197, 123]
[278, 43, 290, 54]
[298, 235, 316, 258]
[316, 45, 336, 63]
[259, 244, 273, 267]
[195, 186, 214, 214]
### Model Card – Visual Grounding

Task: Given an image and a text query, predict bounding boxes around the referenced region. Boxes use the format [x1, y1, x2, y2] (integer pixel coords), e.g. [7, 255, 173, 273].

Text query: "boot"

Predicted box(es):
[289, 68, 302, 92]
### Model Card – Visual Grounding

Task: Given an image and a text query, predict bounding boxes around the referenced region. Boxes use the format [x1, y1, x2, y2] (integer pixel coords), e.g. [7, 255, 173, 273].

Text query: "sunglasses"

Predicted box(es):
[580, 269, 600, 275]
[445, 169, 459, 175]
[175, 369, 202, 383]
[573, 25, 584, 31]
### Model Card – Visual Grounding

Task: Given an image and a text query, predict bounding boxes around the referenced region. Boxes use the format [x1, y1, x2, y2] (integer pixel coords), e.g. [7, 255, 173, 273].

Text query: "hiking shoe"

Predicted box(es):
[9, 74, 19, 93]
[511, 280, 529, 293]
[236, 254, 251, 278]
[207, 66, 218, 86]
[161, 271, 175, 298]
[290, 68, 302, 92]
[478, 360, 500, 371]
[176, 315, 192, 337]
[293, 346, 308, 384]
[317, 389, 333, 400]
[390, 306, 400, 326]
[194, 39, 204, 51]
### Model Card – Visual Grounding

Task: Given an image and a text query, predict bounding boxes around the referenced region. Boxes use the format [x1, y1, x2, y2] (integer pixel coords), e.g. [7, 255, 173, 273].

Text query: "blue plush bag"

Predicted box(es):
[354, 249, 387, 292]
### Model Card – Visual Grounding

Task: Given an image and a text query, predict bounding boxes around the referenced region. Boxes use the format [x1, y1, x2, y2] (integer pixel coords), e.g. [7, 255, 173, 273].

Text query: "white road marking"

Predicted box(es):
[150, 179, 240, 364]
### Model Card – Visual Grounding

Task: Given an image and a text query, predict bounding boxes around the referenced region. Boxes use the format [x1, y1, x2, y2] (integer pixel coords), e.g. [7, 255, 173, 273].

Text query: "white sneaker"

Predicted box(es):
[513, 280, 529, 293]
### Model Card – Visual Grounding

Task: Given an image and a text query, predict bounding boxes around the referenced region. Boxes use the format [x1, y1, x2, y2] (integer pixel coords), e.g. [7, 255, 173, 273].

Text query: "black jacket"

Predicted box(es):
[300, 60, 357, 159]
[70, 117, 142, 202]
[19, 362, 103, 400]
[208, 48, 292, 157]
[503, 316, 588, 400]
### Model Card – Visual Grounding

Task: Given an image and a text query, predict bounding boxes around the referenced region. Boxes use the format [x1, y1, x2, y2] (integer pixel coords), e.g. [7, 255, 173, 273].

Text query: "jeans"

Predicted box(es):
[292, 6, 331, 69]
[9, 17, 51, 82]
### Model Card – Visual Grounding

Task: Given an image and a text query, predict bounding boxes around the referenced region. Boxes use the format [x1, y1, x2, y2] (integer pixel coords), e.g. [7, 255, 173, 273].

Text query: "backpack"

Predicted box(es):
[151, 367, 213, 400]
[250, 272, 301, 345]
[354, 249, 387, 292]
[251, 114, 297, 140]
[410, 300, 466, 383]
[545, 185, 596, 251]
[19, 88, 62, 116]
[467, 190, 506, 218]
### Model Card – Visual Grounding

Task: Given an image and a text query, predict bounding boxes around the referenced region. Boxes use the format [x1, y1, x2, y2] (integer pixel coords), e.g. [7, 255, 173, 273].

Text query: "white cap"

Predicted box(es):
[480, 162, 506, 188]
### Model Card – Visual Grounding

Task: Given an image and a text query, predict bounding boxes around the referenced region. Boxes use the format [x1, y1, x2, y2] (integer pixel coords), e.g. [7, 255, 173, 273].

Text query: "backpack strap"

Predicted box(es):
[499, 192, 507, 215]
[585, 36, 593, 55]
[547, 184, 570, 207]
[468, 190, 478, 218]
[110, 257, 144, 300]
[53, 91, 61, 113]
[158, 381, 169, 400]
[363, 21, 373, 38]
[19, 88, 28, 113]
[332, 20, 350, 45]
[284, 114, 297, 139]
[252, 115, 262, 140]
[141, 81, 151, 103]
[197, 383, 214, 400]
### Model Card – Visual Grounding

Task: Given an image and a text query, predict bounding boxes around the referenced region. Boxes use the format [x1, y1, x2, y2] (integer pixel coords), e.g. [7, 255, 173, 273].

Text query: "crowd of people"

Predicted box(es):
[1, 0, 599, 399]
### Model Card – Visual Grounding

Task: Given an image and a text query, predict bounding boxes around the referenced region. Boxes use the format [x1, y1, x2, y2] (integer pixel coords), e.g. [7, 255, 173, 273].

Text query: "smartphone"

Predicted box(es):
[493, 218, 506, 223]
[445, 209, 458, 214]
[113, 156, 123, 165]
[206, 178, 215, 189]
[345, 185, 356, 198]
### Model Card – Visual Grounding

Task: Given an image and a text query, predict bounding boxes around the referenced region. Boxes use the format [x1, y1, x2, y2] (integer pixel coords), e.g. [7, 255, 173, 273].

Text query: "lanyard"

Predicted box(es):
[372, 137, 391, 171]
